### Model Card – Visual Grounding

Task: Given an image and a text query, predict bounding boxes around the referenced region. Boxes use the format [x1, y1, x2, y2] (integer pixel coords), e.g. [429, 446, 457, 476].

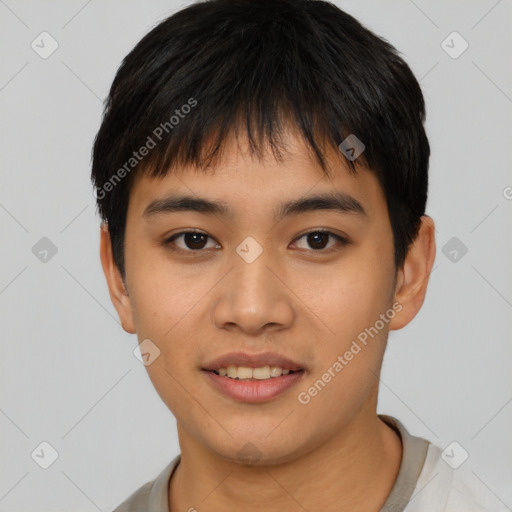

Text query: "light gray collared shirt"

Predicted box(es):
[112, 414, 431, 512]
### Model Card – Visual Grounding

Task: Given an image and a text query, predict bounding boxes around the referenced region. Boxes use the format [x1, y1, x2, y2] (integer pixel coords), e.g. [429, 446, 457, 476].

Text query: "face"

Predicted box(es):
[106, 127, 411, 465]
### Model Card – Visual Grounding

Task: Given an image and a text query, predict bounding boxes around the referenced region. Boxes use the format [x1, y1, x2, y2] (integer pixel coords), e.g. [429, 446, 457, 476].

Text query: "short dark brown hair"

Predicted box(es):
[91, 0, 430, 279]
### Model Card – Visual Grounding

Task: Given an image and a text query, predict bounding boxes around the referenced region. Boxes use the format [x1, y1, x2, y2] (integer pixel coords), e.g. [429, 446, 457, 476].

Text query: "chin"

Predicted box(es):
[203, 429, 311, 467]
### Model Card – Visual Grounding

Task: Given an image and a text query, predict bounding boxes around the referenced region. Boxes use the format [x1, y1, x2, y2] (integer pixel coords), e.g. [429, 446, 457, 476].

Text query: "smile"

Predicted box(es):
[203, 367, 305, 403]
[212, 365, 297, 380]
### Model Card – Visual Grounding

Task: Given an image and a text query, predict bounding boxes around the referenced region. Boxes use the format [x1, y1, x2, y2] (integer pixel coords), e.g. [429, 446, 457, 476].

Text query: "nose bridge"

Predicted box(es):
[213, 237, 294, 333]
[233, 244, 273, 297]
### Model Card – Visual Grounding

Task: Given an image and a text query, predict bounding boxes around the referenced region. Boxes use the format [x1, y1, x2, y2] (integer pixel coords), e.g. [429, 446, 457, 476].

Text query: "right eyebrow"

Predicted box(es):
[143, 195, 234, 219]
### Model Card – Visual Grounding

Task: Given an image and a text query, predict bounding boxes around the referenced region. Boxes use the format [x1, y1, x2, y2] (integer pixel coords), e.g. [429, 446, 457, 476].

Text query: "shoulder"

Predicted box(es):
[112, 480, 154, 512]
[444, 468, 509, 512]
[111, 455, 180, 512]
[406, 443, 508, 512]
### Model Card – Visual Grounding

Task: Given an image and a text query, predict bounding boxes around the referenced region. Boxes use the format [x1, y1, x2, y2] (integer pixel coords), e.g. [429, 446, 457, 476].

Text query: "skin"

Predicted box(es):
[100, 125, 436, 512]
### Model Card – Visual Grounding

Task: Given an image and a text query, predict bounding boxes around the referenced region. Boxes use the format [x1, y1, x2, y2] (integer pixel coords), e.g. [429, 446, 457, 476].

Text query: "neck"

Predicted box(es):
[169, 407, 402, 512]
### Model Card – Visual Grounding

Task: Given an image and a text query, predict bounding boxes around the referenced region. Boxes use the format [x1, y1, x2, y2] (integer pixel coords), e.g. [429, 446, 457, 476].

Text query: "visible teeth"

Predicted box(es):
[252, 366, 271, 379]
[214, 365, 296, 380]
[269, 366, 282, 377]
[237, 366, 253, 379]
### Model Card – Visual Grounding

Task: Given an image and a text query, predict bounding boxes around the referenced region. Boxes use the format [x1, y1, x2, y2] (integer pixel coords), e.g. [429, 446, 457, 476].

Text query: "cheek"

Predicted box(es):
[126, 249, 196, 335]
[293, 246, 395, 412]
[299, 256, 393, 345]
[292, 260, 392, 430]
[126, 254, 213, 374]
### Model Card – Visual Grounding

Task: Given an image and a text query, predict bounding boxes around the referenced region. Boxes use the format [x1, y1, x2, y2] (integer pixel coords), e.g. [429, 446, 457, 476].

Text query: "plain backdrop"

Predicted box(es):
[0, 1, 511, 511]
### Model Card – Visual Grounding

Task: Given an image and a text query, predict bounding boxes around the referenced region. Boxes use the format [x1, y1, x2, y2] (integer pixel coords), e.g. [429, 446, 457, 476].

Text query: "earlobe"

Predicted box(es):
[99, 224, 136, 334]
[389, 215, 436, 331]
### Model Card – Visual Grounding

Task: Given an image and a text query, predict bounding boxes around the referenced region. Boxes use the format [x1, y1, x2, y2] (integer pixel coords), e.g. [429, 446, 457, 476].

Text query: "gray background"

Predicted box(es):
[0, 0, 511, 510]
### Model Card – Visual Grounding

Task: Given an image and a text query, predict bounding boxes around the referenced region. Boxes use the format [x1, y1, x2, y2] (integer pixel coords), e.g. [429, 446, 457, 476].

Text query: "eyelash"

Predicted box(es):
[163, 229, 349, 255]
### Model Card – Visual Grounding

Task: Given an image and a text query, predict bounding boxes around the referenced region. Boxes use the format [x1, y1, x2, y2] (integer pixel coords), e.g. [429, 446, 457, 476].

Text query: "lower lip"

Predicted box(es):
[202, 370, 305, 403]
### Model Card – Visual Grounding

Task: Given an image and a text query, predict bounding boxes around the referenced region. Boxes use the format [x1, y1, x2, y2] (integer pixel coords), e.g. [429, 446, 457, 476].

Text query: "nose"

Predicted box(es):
[212, 243, 295, 335]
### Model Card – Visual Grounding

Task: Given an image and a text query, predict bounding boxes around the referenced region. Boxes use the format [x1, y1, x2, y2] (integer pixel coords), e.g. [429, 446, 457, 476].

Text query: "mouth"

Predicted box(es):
[202, 351, 304, 374]
[201, 352, 306, 403]
[205, 365, 302, 380]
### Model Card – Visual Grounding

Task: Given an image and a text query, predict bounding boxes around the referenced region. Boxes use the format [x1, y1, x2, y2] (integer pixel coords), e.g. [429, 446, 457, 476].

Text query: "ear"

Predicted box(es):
[389, 215, 436, 330]
[99, 223, 136, 334]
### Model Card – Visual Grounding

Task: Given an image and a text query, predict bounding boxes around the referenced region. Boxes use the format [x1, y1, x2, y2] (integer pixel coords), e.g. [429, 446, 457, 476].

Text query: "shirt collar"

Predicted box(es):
[141, 414, 430, 512]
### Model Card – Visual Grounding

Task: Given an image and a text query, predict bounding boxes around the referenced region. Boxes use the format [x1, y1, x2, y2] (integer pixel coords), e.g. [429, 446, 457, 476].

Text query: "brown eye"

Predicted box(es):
[306, 232, 330, 250]
[165, 231, 219, 252]
[181, 232, 208, 249]
[293, 230, 349, 252]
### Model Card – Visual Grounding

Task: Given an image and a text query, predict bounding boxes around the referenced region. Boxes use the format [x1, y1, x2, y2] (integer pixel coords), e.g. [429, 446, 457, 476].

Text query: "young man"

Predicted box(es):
[91, 1, 504, 510]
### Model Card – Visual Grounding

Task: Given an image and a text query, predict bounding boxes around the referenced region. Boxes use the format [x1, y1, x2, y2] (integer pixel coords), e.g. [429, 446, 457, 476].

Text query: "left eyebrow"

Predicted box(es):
[274, 192, 368, 220]
[142, 191, 368, 220]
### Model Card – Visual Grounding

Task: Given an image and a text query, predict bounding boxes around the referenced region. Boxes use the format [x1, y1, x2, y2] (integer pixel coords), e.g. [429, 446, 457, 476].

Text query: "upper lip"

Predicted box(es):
[202, 351, 304, 371]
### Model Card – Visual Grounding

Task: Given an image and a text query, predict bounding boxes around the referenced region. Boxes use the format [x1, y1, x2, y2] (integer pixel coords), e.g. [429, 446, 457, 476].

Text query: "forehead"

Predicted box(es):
[127, 128, 386, 222]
